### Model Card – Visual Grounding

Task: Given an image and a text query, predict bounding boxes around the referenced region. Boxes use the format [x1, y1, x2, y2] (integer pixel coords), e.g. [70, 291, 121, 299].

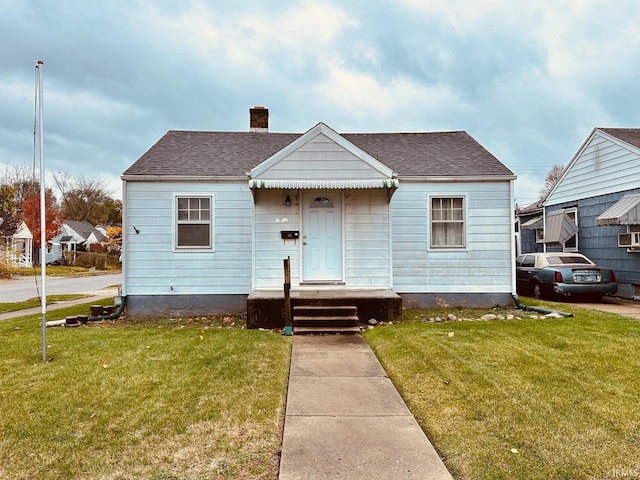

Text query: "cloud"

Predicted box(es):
[1, 0, 640, 208]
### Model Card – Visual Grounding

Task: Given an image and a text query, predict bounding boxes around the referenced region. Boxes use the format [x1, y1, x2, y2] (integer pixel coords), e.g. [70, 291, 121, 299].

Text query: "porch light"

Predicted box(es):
[285, 195, 291, 207]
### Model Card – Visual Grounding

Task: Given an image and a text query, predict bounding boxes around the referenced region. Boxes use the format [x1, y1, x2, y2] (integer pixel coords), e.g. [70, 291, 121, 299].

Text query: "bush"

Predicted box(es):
[0, 248, 17, 279]
[63, 251, 121, 270]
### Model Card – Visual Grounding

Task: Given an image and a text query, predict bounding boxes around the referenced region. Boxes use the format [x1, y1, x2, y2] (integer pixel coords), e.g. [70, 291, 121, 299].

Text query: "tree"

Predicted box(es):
[539, 164, 565, 200]
[54, 173, 122, 226]
[0, 183, 18, 236]
[103, 225, 122, 253]
[19, 188, 64, 248]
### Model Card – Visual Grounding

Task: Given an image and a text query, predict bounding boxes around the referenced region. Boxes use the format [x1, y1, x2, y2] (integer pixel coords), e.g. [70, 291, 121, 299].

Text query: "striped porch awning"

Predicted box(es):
[249, 178, 399, 189]
[521, 215, 543, 230]
[596, 194, 640, 226]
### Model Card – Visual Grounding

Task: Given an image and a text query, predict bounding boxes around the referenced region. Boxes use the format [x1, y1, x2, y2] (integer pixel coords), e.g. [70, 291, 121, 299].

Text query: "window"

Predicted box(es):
[310, 196, 334, 208]
[517, 255, 535, 267]
[430, 196, 465, 248]
[563, 208, 578, 251]
[176, 196, 212, 248]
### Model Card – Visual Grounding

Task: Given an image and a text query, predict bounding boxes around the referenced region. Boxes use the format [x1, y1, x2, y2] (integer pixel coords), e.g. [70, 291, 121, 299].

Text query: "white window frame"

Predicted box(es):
[174, 194, 214, 251]
[429, 195, 466, 249]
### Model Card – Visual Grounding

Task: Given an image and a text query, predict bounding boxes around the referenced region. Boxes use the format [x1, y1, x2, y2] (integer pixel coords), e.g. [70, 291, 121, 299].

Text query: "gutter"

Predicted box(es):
[512, 293, 573, 317]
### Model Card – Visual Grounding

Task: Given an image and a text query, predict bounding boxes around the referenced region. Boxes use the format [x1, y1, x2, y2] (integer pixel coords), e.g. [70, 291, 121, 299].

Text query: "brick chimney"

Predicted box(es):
[250, 106, 269, 132]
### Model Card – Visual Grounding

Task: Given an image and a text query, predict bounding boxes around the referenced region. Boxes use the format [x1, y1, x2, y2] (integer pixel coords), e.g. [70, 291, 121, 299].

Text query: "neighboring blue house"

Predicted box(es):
[121, 107, 517, 326]
[543, 128, 640, 299]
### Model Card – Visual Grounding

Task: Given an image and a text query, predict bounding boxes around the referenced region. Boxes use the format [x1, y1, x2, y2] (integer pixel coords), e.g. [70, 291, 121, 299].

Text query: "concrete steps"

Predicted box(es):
[292, 305, 360, 334]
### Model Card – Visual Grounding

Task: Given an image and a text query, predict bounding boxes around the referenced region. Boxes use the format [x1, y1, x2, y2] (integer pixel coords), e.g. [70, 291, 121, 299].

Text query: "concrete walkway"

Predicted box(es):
[278, 335, 453, 480]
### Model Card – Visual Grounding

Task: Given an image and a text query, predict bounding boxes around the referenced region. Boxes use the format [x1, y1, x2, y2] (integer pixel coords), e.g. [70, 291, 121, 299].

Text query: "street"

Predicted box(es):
[0, 273, 122, 303]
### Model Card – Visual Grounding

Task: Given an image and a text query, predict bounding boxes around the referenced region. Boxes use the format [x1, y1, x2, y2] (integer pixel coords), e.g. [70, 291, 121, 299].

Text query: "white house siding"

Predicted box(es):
[124, 181, 254, 296]
[252, 188, 392, 289]
[546, 131, 640, 206]
[253, 189, 301, 288]
[391, 181, 513, 293]
[344, 190, 391, 287]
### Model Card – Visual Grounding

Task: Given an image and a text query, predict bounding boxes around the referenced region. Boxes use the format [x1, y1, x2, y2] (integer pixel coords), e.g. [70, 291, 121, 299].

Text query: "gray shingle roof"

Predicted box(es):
[123, 129, 513, 178]
[599, 128, 640, 150]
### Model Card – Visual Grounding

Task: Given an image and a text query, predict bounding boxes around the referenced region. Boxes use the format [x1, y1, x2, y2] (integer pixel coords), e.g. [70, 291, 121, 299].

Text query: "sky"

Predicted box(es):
[1, 0, 639, 206]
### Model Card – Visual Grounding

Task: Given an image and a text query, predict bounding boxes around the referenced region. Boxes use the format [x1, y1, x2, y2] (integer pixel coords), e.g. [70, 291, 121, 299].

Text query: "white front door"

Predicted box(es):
[302, 191, 343, 282]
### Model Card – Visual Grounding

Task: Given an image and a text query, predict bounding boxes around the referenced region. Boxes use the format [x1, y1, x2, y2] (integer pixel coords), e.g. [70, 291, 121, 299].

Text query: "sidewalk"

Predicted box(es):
[278, 335, 453, 480]
[0, 290, 118, 322]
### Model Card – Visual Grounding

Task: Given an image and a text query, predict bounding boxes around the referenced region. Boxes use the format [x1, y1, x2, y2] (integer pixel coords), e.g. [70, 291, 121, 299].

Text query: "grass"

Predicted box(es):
[0, 305, 291, 480]
[11, 266, 118, 276]
[3, 297, 639, 479]
[0, 294, 89, 314]
[363, 300, 640, 480]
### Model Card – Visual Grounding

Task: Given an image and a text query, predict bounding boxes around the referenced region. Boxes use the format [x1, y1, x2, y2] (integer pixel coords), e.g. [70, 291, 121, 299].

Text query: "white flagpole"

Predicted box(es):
[36, 59, 47, 363]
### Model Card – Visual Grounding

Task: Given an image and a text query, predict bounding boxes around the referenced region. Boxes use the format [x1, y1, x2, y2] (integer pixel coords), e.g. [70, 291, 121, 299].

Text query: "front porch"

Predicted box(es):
[247, 288, 402, 329]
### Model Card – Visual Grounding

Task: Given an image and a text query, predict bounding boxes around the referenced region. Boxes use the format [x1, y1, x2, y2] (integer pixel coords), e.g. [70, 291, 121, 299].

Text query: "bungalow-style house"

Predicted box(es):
[46, 219, 108, 264]
[121, 107, 517, 328]
[542, 128, 640, 299]
[0, 221, 33, 267]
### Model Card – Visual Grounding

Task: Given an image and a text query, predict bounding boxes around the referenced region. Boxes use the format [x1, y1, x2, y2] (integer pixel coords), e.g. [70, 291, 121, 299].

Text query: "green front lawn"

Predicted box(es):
[364, 302, 640, 480]
[2, 299, 639, 479]
[0, 308, 291, 480]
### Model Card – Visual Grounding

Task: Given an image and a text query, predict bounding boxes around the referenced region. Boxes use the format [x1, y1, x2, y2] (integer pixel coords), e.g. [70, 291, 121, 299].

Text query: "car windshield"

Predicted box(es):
[546, 255, 591, 265]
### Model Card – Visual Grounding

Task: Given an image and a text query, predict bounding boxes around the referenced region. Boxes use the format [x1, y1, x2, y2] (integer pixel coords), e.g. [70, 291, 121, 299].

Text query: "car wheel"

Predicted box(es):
[532, 281, 542, 300]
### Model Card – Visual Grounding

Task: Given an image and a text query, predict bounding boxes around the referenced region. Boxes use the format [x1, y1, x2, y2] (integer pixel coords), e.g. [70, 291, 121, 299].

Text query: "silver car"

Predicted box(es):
[516, 252, 618, 301]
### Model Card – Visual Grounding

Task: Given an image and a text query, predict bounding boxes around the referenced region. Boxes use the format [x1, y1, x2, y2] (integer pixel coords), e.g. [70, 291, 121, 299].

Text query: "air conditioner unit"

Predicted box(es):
[619, 232, 640, 248]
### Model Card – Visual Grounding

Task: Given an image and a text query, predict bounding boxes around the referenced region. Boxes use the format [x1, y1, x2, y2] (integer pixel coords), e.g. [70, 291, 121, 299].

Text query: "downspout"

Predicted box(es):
[87, 295, 127, 322]
[46, 295, 127, 327]
[512, 293, 573, 317]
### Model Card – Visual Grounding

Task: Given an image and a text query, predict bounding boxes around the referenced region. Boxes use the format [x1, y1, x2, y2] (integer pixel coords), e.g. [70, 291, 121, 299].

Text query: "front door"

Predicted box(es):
[302, 191, 343, 282]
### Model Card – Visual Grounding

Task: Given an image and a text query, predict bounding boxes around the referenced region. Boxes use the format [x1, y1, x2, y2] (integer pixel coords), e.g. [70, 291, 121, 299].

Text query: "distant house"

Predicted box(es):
[46, 219, 107, 264]
[121, 107, 517, 327]
[515, 200, 544, 256]
[542, 127, 640, 299]
[1, 221, 33, 267]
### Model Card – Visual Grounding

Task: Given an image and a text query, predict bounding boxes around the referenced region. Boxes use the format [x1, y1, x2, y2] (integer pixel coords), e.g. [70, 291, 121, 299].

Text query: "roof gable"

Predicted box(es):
[545, 127, 640, 206]
[63, 220, 107, 243]
[249, 123, 394, 183]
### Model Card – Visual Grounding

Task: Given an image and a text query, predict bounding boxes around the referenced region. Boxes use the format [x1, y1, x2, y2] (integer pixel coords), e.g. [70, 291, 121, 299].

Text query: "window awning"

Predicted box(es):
[521, 215, 543, 230]
[596, 194, 640, 226]
[543, 210, 578, 244]
[249, 178, 399, 189]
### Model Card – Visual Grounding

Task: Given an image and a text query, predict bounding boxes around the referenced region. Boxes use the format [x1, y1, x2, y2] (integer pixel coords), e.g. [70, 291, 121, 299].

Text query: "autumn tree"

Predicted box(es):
[103, 225, 122, 253]
[539, 164, 565, 200]
[20, 188, 64, 248]
[54, 173, 122, 226]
